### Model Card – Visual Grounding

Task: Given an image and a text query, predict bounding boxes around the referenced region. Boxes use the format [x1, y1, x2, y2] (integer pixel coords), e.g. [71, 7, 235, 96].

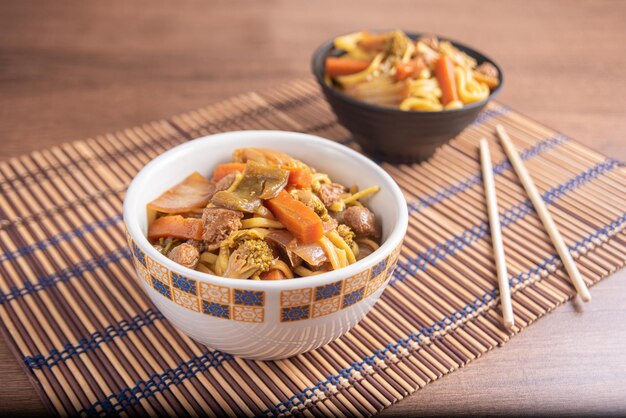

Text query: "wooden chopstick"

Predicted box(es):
[496, 125, 591, 302]
[480, 138, 515, 328]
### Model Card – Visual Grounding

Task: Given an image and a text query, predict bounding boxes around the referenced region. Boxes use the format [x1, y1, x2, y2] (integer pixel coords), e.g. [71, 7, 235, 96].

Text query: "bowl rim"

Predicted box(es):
[123, 130, 409, 291]
[311, 30, 504, 115]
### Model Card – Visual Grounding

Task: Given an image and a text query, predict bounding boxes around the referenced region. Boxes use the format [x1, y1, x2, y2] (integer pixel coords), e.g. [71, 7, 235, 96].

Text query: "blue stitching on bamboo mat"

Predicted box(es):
[0, 247, 130, 305]
[0, 215, 123, 263]
[74, 210, 626, 417]
[23, 309, 164, 369]
[18, 159, 621, 370]
[393, 159, 623, 284]
[407, 134, 567, 214]
[80, 350, 233, 416]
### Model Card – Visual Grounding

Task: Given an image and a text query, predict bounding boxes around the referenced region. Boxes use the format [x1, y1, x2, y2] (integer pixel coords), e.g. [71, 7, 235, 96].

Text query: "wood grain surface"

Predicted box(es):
[1, 0, 625, 415]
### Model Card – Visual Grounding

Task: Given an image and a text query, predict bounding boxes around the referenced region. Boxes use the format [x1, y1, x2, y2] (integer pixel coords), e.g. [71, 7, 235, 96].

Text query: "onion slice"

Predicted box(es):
[148, 172, 215, 214]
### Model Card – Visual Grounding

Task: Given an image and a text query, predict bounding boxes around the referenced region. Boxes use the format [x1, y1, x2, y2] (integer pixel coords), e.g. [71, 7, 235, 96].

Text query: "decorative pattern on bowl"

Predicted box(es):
[279, 244, 402, 322]
[128, 228, 401, 324]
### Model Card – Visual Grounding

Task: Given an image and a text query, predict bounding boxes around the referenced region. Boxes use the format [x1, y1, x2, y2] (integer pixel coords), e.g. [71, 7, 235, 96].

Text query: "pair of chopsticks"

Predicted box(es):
[480, 125, 591, 329]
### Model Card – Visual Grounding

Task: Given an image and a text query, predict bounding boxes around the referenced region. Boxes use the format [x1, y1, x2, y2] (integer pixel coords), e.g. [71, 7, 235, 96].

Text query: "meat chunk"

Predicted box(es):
[318, 183, 345, 207]
[202, 208, 243, 250]
[343, 206, 380, 238]
[475, 62, 499, 79]
[199, 172, 237, 204]
[167, 243, 199, 269]
[186, 239, 207, 254]
[214, 172, 238, 193]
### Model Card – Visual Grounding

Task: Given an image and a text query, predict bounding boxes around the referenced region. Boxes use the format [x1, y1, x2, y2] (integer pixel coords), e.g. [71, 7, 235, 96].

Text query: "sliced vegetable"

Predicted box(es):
[333, 31, 366, 52]
[287, 240, 328, 267]
[434, 55, 459, 105]
[212, 162, 289, 212]
[231, 148, 311, 187]
[325, 57, 371, 77]
[265, 190, 324, 244]
[284, 166, 312, 188]
[232, 148, 303, 167]
[395, 58, 425, 81]
[211, 191, 260, 213]
[259, 269, 286, 280]
[211, 163, 246, 182]
[265, 229, 302, 267]
[336, 53, 384, 87]
[148, 215, 203, 241]
[357, 32, 391, 52]
[147, 172, 214, 214]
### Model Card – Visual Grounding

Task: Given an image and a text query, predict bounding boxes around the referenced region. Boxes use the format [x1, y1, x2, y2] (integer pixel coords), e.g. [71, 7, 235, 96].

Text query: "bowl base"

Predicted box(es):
[358, 139, 440, 164]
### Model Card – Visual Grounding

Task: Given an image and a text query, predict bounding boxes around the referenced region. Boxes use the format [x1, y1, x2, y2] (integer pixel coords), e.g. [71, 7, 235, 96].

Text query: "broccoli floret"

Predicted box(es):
[221, 229, 262, 248]
[337, 224, 355, 247]
[389, 30, 412, 57]
[222, 236, 275, 279]
[290, 189, 331, 221]
[309, 197, 331, 222]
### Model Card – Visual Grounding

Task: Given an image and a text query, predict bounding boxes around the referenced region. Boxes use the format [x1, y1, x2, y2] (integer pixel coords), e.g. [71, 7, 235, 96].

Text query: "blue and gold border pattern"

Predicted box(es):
[279, 243, 402, 322]
[128, 235, 265, 323]
[127, 230, 401, 324]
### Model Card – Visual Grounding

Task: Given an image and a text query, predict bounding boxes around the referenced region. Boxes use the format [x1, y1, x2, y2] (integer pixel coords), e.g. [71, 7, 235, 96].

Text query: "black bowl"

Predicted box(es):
[311, 32, 504, 163]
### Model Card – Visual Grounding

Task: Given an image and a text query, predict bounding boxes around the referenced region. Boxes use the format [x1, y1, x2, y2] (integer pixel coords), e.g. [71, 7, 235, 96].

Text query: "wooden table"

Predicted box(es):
[1, 0, 625, 415]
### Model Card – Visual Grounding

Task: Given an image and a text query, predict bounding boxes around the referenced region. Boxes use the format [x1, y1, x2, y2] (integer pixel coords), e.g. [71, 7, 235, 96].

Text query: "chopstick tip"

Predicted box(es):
[495, 124, 507, 138]
[580, 291, 592, 303]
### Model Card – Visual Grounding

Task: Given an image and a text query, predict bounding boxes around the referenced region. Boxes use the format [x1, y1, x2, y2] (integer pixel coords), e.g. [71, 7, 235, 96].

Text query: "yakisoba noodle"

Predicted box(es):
[146, 148, 382, 280]
[324, 30, 500, 111]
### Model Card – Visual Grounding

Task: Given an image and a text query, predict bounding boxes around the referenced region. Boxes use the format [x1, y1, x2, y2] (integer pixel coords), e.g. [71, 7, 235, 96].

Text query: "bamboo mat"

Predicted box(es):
[1, 78, 625, 417]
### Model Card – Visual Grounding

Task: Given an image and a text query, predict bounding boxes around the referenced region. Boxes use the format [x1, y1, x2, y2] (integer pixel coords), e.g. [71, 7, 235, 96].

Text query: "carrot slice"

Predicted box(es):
[265, 190, 323, 244]
[211, 163, 246, 182]
[435, 55, 459, 105]
[259, 269, 286, 280]
[325, 57, 371, 77]
[148, 215, 203, 241]
[147, 172, 215, 214]
[284, 166, 312, 188]
[395, 58, 425, 81]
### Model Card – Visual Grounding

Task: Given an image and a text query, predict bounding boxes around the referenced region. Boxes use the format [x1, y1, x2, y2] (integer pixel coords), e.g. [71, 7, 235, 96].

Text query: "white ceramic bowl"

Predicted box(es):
[123, 131, 408, 360]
